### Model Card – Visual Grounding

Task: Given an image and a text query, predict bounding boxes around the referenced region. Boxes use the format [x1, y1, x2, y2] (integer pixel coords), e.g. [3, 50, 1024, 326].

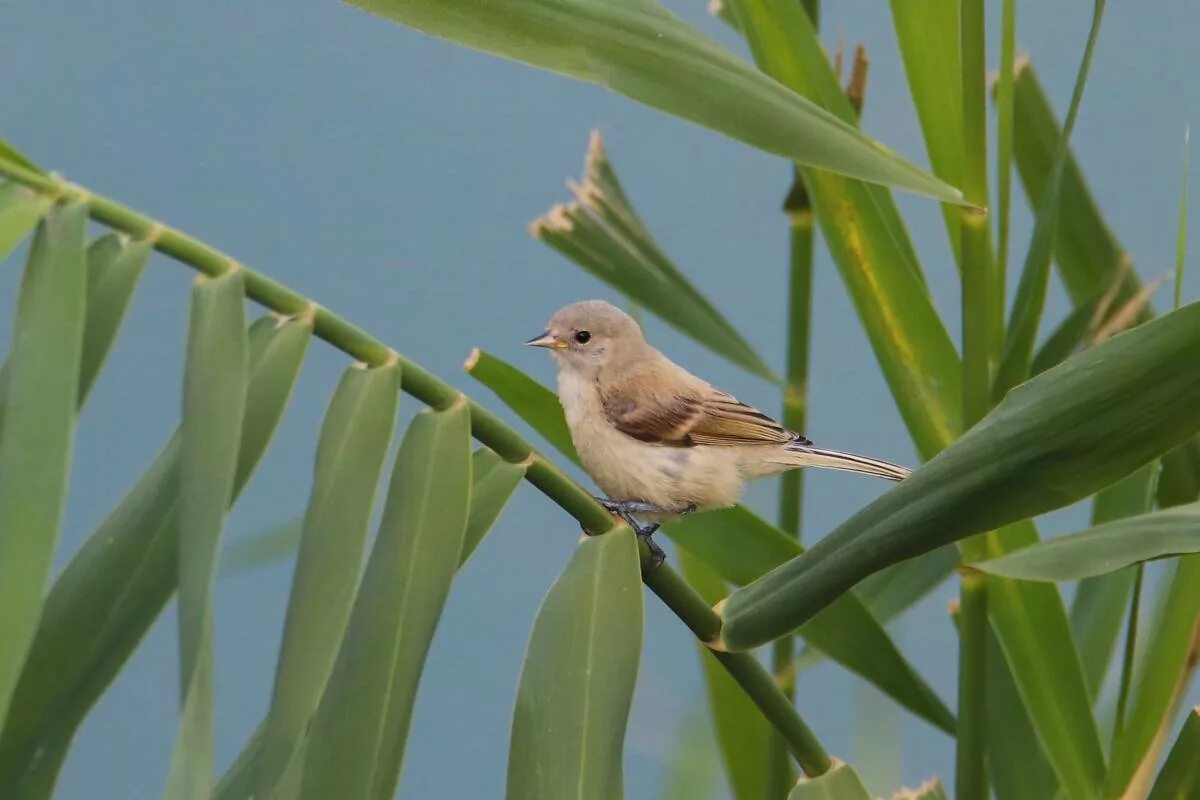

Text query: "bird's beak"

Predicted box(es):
[525, 331, 566, 349]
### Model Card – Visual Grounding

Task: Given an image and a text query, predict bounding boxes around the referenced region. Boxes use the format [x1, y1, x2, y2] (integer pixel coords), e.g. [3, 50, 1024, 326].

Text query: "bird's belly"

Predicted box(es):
[574, 427, 743, 513]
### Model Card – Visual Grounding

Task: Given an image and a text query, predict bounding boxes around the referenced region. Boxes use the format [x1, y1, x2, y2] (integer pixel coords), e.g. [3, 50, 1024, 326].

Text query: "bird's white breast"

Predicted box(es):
[556, 369, 743, 513]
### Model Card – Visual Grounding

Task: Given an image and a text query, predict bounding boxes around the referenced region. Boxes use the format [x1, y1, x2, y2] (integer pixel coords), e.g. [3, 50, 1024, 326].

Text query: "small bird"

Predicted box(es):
[527, 300, 910, 567]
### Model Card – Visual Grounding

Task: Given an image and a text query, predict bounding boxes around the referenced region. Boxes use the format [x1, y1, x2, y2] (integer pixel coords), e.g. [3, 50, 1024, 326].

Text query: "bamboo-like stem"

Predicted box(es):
[995, 0, 1016, 304]
[957, 0, 992, 796]
[955, 569, 989, 800]
[0, 156, 833, 777]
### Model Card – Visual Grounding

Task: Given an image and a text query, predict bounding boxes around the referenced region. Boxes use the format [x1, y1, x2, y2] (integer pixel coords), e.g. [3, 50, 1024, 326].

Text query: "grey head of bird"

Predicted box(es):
[525, 299, 645, 379]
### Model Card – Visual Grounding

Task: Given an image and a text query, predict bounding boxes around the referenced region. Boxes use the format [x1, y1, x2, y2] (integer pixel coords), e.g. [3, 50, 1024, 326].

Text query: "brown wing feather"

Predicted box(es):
[602, 384, 809, 447]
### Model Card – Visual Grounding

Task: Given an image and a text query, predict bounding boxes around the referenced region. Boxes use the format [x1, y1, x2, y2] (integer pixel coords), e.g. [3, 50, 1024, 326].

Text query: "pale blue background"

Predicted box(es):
[2, 1, 1198, 797]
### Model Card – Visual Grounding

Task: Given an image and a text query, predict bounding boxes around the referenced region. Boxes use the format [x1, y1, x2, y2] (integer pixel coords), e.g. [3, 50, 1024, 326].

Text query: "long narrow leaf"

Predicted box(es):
[1106, 557, 1200, 796]
[467, 350, 953, 733]
[299, 401, 471, 799]
[531, 133, 775, 381]
[506, 528, 642, 800]
[721, 302, 1200, 641]
[1070, 464, 1157, 700]
[995, 0, 1107, 398]
[460, 447, 526, 565]
[1010, 60, 1200, 508]
[0, 183, 51, 265]
[78, 234, 150, 404]
[1148, 707, 1200, 800]
[257, 363, 400, 798]
[345, 0, 964, 203]
[0, 315, 310, 798]
[0, 202, 88, 727]
[164, 269, 248, 799]
[979, 501, 1195, 581]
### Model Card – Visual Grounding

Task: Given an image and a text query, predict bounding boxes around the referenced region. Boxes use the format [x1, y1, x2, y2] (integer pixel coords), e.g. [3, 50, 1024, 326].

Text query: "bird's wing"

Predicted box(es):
[601, 383, 810, 447]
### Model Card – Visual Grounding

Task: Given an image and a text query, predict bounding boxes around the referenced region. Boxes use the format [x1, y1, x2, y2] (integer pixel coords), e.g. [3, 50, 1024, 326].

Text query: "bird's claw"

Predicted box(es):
[595, 496, 668, 571]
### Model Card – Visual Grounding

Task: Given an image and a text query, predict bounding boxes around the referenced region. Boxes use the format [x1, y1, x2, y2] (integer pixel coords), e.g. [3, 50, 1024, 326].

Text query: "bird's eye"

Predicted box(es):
[574, 330, 592, 344]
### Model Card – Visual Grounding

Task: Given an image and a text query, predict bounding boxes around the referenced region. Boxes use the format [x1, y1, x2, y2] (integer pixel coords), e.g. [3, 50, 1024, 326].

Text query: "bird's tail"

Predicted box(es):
[782, 443, 911, 481]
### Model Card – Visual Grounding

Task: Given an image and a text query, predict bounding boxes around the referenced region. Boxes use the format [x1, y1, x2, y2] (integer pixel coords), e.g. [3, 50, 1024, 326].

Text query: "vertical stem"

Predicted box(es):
[956, 569, 989, 800]
[768, 167, 814, 799]
[995, 0, 1016, 314]
[958, 1, 991, 798]
[769, 4, 819, 794]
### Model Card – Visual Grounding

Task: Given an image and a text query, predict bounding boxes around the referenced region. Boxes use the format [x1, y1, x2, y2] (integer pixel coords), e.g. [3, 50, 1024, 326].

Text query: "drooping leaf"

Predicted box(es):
[78, 234, 150, 404]
[786, 762, 872, 800]
[460, 447, 526, 565]
[1147, 707, 1200, 800]
[531, 133, 775, 381]
[0, 314, 310, 798]
[467, 351, 952, 732]
[0, 183, 52, 265]
[344, 0, 964, 203]
[0, 202, 88, 728]
[257, 363, 400, 798]
[164, 269, 248, 799]
[505, 528, 642, 800]
[299, 402, 471, 800]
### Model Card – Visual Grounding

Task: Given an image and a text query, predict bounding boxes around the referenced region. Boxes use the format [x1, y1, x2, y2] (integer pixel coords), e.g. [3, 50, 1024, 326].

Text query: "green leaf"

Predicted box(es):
[460, 447, 526, 565]
[164, 269, 249, 800]
[888, 0, 964, 266]
[531, 134, 775, 381]
[677, 550, 769, 800]
[978, 503, 1198, 582]
[659, 706, 720, 800]
[721, 302, 1200, 643]
[345, 0, 964, 203]
[0, 202, 88, 728]
[213, 722, 263, 800]
[1071, 464, 1158, 700]
[1106, 556, 1200, 796]
[299, 401, 471, 799]
[466, 349, 578, 462]
[786, 762, 872, 800]
[0, 314, 310, 798]
[468, 351, 952, 732]
[505, 528, 642, 800]
[1009, 60, 1200, 508]
[78, 234, 150, 404]
[0, 183, 51, 265]
[1030, 294, 1099, 377]
[257, 363, 400, 798]
[984, 626, 1060, 800]
[994, 0, 1108, 398]
[721, 305, 1200, 800]
[1148, 707, 1200, 800]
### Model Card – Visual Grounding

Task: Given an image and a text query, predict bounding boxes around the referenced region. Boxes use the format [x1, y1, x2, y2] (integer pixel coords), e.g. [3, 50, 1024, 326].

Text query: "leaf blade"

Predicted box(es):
[345, 0, 964, 202]
[505, 527, 642, 800]
[0, 202, 89, 727]
[0, 183, 52, 265]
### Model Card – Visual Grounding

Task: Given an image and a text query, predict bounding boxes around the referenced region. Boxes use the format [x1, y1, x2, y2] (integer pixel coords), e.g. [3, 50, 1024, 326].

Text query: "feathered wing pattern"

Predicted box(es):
[599, 364, 909, 482]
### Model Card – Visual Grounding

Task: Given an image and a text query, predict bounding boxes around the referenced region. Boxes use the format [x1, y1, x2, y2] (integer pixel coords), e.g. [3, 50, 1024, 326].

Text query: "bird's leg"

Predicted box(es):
[595, 498, 668, 570]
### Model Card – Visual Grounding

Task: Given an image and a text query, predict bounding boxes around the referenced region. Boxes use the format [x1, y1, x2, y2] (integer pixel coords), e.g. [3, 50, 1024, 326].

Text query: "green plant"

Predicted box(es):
[0, 2, 1197, 799]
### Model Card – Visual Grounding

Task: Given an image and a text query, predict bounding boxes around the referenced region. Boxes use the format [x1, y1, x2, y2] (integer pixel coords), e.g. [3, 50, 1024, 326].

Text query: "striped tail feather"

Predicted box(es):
[784, 443, 911, 481]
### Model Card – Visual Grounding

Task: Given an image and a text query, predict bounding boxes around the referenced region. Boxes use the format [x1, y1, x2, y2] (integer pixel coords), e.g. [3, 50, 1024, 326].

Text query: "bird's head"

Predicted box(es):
[526, 299, 644, 379]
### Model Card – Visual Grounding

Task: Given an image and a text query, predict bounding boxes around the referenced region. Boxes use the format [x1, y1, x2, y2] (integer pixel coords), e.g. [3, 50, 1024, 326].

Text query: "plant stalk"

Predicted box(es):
[957, 0, 992, 797]
[0, 156, 834, 778]
[1111, 563, 1144, 751]
[955, 569, 989, 800]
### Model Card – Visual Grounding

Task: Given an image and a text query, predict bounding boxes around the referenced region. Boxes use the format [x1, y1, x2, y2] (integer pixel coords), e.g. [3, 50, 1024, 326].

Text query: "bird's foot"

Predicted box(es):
[595, 497, 668, 570]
